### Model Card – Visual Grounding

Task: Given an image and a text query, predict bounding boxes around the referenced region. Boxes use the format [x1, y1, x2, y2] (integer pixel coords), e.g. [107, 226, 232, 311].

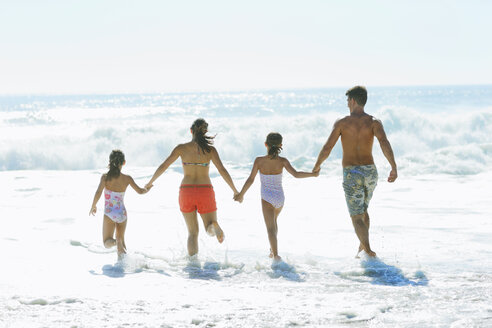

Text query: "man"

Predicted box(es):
[313, 86, 397, 257]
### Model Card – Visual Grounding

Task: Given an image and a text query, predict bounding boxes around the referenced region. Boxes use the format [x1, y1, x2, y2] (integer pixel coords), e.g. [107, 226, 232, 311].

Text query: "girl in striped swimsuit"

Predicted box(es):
[235, 133, 318, 261]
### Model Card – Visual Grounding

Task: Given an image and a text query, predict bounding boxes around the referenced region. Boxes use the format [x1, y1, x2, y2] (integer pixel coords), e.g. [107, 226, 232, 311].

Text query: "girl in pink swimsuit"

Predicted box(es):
[89, 150, 150, 258]
[235, 133, 318, 261]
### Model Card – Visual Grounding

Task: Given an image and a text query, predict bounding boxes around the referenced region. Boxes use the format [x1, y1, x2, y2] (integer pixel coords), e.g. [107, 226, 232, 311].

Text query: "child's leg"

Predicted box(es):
[182, 211, 200, 256]
[274, 207, 282, 236]
[261, 200, 282, 260]
[115, 219, 127, 255]
[102, 215, 116, 248]
[200, 211, 224, 244]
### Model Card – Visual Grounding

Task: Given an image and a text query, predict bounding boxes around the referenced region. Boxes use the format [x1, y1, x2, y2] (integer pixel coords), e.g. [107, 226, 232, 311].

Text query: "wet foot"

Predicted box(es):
[366, 249, 376, 257]
[273, 255, 282, 262]
[206, 224, 216, 237]
[207, 222, 224, 243]
[117, 241, 127, 257]
[117, 251, 126, 261]
[355, 244, 364, 258]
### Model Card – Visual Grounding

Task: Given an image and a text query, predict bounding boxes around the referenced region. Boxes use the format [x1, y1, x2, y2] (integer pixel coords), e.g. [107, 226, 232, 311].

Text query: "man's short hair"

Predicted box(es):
[345, 86, 367, 106]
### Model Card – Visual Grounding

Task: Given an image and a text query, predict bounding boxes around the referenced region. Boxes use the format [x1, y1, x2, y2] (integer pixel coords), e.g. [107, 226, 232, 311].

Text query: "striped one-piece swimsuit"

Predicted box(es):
[260, 173, 284, 208]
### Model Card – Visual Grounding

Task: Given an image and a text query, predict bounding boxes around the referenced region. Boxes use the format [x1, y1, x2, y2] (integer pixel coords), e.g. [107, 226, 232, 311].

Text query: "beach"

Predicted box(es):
[1, 86, 492, 327]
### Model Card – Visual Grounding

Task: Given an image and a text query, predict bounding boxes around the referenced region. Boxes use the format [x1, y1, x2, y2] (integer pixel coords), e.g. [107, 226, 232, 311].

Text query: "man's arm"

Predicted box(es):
[312, 119, 342, 172]
[373, 119, 397, 182]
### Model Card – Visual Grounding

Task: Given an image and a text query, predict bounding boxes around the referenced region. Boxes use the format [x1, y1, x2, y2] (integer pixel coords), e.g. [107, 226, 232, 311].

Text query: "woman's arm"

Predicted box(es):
[210, 147, 238, 195]
[89, 175, 105, 215]
[235, 158, 260, 202]
[283, 158, 319, 178]
[145, 145, 180, 189]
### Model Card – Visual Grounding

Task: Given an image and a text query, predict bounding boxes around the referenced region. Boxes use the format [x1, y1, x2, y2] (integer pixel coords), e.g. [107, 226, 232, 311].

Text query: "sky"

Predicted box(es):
[0, 0, 491, 94]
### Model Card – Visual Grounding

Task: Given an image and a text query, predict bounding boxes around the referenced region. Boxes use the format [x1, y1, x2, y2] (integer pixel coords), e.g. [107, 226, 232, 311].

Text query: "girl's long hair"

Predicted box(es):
[191, 118, 214, 153]
[106, 149, 125, 181]
[266, 132, 282, 159]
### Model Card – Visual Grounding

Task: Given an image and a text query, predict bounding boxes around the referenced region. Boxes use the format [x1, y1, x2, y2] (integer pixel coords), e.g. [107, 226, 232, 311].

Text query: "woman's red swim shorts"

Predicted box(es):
[179, 184, 217, 214]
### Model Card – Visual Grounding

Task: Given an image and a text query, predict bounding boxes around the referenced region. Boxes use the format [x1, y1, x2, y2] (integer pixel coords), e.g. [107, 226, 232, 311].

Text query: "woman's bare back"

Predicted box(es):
[179, 141, 213, 184]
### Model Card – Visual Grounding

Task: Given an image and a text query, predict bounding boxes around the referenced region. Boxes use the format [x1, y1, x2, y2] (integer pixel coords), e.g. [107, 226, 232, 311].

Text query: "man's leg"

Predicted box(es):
[351, 213, 375, 257]
[357, 211, 371, 256]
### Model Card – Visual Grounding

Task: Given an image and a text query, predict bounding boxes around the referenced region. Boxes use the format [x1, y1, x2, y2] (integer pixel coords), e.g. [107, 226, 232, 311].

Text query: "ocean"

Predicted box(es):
[1, 85, 491, 327]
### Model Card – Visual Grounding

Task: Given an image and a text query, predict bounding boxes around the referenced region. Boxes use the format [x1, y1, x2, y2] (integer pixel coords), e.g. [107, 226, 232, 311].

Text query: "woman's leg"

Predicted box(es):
[115, 219, 127, 256]
[262, 200, 282, 261]
[200, 211, 224, 243]
[102, 215, 116, 248]
[182, 211, 200, 256]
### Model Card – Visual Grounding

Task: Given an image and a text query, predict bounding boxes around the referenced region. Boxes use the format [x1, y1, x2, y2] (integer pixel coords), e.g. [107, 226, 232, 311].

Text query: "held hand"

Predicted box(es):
[388, 169, 398, 183]
[144, 182, 152, 190]
[143, 185, 153, 194]
[89, 206, 97, 216]
[312, 166, 321, 175]
[312, 168, 320, 177]
[233, 192, 244, 203]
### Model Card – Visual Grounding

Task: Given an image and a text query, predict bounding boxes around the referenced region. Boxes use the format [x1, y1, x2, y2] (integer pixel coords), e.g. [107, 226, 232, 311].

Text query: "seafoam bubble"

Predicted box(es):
[6, 299, 21, 310]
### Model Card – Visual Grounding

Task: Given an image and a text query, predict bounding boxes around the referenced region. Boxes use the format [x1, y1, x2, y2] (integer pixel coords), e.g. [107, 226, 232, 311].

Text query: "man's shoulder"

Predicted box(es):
[336, 116, 350, 125]
[369, 115, 383, 125]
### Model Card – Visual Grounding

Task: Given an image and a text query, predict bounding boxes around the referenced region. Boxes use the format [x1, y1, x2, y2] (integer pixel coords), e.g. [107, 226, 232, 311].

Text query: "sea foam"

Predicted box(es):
[1, 87, 491, 175]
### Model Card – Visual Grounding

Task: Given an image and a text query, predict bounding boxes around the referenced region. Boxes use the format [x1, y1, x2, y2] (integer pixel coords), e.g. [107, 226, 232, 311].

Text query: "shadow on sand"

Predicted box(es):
[269, 260, 304, 282]
[184, 261, 221, 281]
[336, 257, 428, 286]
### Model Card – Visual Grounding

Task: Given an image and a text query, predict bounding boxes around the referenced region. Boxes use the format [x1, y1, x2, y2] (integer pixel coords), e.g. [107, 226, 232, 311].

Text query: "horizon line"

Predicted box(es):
[0, 83, 490, 97]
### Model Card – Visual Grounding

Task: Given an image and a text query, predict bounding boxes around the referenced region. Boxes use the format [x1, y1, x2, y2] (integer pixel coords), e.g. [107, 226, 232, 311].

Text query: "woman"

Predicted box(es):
[145, 118, 238, 256]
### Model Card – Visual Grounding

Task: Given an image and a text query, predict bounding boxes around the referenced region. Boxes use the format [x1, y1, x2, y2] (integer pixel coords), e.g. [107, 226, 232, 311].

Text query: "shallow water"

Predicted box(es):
[2, 86, 491, 326]
[1, 169, 491, 327]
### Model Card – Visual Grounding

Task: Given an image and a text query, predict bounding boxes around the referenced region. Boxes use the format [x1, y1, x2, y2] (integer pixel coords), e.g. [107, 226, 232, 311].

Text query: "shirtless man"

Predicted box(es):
[312, 86, 397, 257]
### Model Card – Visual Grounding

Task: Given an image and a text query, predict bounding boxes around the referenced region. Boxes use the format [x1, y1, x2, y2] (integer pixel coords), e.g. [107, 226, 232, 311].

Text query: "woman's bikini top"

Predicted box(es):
[182, 162, 209, 167]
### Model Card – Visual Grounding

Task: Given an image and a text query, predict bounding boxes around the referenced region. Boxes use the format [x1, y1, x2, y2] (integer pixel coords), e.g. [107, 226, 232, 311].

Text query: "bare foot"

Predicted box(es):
[366, 249, 376, 257]
[117, 240, 127, 257]
[273, 255, 282, 262]
[355, 244, 364, 258]
[207, 222, 224, 243]
[206, 224, 216, 237]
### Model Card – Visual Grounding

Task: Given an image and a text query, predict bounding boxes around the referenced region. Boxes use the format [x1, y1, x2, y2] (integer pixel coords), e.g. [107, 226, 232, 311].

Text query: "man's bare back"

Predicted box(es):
[312, 86, 398, 258]
[338, 113, 377, 167]
[313, 109, 396, 181]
